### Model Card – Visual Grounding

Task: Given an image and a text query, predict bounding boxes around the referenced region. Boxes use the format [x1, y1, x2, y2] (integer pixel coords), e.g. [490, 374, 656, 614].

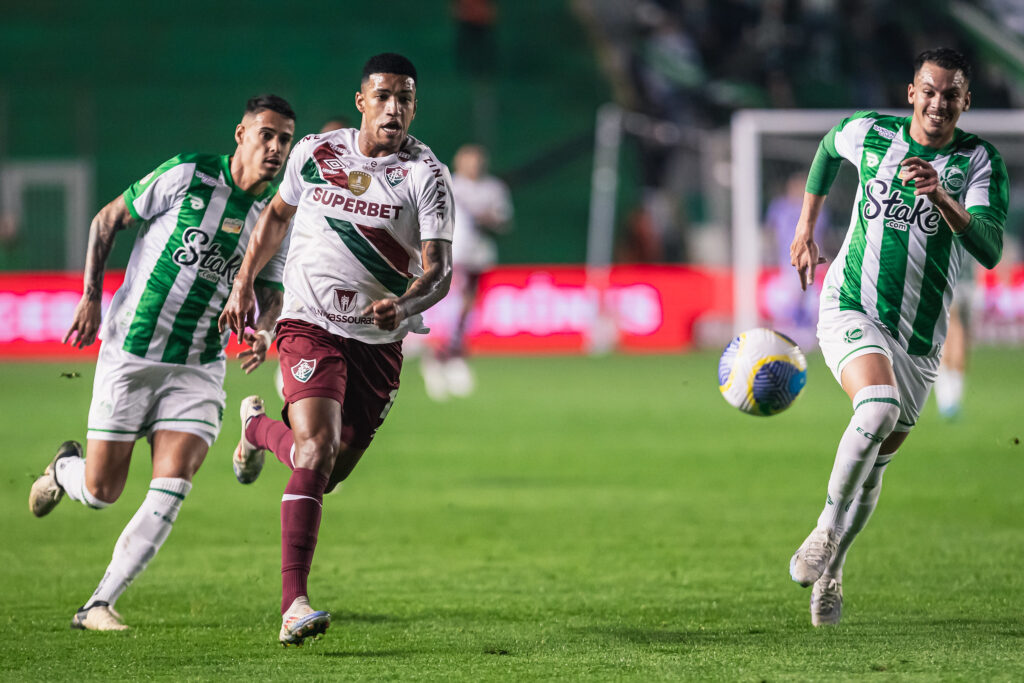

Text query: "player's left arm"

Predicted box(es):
[901, 153, 1006, 268]
[362, 239, 453, 332]
[238, 282, 283, 374]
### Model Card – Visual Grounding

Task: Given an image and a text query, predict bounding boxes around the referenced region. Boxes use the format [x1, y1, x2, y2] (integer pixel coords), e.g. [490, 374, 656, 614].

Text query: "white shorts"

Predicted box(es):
[817, 308, 938, 433]
[87, 343, 226, 446]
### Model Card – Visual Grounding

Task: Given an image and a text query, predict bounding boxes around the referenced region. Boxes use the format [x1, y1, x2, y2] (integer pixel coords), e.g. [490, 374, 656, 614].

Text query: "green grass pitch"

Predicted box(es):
[1, 349, 1022, 681]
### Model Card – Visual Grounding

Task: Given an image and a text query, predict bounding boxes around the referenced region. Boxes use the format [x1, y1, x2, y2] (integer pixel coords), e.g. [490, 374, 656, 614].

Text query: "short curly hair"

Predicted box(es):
[361, 53, 418, 85]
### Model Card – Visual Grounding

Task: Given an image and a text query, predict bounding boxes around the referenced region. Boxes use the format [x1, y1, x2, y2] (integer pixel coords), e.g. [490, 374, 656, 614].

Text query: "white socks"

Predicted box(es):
[54, 454, 110, 509]
[934, 367, 964, 417]
[826, 454, 893, 580]
[817, 385, 900, 534]
[86, 477, 192, 609]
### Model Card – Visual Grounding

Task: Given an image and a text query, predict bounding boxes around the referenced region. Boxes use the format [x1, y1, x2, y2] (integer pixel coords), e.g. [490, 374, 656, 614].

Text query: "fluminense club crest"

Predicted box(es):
[291, 358, 317, 383]
[385, 165, 409, 187]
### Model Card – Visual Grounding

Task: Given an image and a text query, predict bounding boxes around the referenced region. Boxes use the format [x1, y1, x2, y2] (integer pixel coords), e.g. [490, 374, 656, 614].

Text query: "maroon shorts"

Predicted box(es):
[275, 319, 402, 450]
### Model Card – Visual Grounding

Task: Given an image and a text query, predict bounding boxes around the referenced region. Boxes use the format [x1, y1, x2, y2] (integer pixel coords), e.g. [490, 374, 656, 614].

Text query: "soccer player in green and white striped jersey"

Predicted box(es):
[787, 48, 1008, 627]
[28, 95, 296, 631]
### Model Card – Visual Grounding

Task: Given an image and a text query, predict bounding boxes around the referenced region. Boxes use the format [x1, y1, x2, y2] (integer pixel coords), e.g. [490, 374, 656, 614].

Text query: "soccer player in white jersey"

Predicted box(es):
[788, 48, 1008, 626]
[28, 95, 296, 631]
[219, 53, 454, 646]
[421, 142, 513, 399]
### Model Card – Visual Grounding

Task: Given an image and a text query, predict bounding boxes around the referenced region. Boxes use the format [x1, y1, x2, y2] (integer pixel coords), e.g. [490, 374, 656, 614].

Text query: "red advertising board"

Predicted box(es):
[420, 265, 733, 354]
[3, 265, 1023, 359]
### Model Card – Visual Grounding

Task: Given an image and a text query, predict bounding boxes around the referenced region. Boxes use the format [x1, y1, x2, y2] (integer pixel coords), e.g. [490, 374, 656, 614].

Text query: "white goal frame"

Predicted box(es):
[729, 108, 1024, 334]
[0, 159, 94, 270]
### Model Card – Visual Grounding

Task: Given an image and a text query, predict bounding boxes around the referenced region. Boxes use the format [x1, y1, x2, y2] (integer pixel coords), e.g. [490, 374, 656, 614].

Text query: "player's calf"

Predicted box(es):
[818, 385, 900, 533]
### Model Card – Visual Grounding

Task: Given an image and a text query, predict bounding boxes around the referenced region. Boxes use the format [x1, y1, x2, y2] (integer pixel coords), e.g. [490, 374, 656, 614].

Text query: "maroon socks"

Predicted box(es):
[280, 467, 329, 613]
[245, 414, 296, 469]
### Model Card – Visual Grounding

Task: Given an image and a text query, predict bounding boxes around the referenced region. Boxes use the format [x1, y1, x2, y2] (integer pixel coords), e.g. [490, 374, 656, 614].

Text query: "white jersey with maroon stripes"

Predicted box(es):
[276, 128, 455, 344]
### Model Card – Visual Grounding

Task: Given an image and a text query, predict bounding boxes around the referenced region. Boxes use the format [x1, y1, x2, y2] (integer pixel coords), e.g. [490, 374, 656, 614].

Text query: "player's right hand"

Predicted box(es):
[218, 284, 256, 339]
[790, 237, 827, 291]
[63, 295, 102, 349]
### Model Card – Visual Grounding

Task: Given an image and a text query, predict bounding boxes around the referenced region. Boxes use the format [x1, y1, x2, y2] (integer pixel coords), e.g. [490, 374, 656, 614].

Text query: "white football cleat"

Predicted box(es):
[420, 356, 449, 402]
[444, 357, 475, 397]
[70, 601, 128, 631]
[810, 576, 843, 626]
[233, 395, 266, 484]
[790, 526, 839, 587]
[29, 440, 82, 518]
[279, 597, 330, 646]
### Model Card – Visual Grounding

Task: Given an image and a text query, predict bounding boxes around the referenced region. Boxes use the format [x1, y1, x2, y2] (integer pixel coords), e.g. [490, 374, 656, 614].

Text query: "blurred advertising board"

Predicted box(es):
[2, 265, 1023, 358]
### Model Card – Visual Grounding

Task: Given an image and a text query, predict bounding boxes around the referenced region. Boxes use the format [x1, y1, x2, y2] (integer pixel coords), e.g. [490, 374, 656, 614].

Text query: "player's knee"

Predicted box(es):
[851, 385, 901, 443]
[83, 481, 117, 508]
[293, 434, 341, 470]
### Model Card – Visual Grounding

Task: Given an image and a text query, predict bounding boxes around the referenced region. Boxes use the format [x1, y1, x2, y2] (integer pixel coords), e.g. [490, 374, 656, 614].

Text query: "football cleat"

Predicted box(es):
[279, 602, 331, 646]
[420, 356, 450, 402]
[71, 601, 128, 631]
[810, 576, 843, 626]
[29, 440, 82, 517]
[790, 526, 839, 587]
[444, 357, 475, 397]
[233, 395, 266, 484]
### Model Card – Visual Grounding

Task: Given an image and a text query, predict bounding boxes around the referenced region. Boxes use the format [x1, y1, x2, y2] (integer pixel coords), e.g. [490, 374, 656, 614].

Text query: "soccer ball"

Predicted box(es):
[718, 328, 807, 416]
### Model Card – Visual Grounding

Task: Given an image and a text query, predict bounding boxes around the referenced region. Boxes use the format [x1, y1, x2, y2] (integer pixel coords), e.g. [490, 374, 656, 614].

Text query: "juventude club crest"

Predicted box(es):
[940, 166, 966, 194]
[385, 165, 409, 187]
[291, 358, 317, 383]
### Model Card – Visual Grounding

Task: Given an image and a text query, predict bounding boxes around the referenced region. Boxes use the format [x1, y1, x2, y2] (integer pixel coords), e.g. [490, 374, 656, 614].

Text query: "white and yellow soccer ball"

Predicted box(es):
[718, 328, 807, 416]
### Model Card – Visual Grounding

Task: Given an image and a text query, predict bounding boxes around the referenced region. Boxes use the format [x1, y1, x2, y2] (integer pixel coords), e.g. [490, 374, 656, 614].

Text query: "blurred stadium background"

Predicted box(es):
[2, 0, 1024, 357]
[4, 3, 1024, 679]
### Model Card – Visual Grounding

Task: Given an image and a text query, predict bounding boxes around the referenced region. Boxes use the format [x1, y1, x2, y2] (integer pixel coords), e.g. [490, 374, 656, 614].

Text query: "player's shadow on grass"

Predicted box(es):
[329, 610, 395, 624]
[582, 625, 804, 647]
[585, 626, 695, 645]
[319, 649, 414, 658]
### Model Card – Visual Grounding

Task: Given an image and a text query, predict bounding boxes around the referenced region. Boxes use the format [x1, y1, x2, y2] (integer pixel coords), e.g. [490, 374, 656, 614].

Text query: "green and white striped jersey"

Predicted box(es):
[103, 153, 286, 365]
[812, 112, 1008, 356]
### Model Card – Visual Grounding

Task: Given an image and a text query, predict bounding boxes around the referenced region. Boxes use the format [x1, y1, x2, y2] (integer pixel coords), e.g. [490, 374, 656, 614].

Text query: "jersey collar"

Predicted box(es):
[901, 116, 961, 157]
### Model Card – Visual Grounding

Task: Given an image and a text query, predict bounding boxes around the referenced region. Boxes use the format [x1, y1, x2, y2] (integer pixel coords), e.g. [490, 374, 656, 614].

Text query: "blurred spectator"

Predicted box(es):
[616, 207, 662, 262]
[762, 170, 829, 348]
[422, 143, 512, 400]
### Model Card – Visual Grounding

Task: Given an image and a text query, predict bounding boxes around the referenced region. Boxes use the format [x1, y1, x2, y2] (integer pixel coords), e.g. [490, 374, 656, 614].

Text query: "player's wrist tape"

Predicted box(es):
[255, 329, 274, 347]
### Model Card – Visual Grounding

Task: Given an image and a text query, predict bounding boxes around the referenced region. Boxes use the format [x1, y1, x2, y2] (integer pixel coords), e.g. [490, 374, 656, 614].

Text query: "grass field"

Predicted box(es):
[2, 349, 1022, 681]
